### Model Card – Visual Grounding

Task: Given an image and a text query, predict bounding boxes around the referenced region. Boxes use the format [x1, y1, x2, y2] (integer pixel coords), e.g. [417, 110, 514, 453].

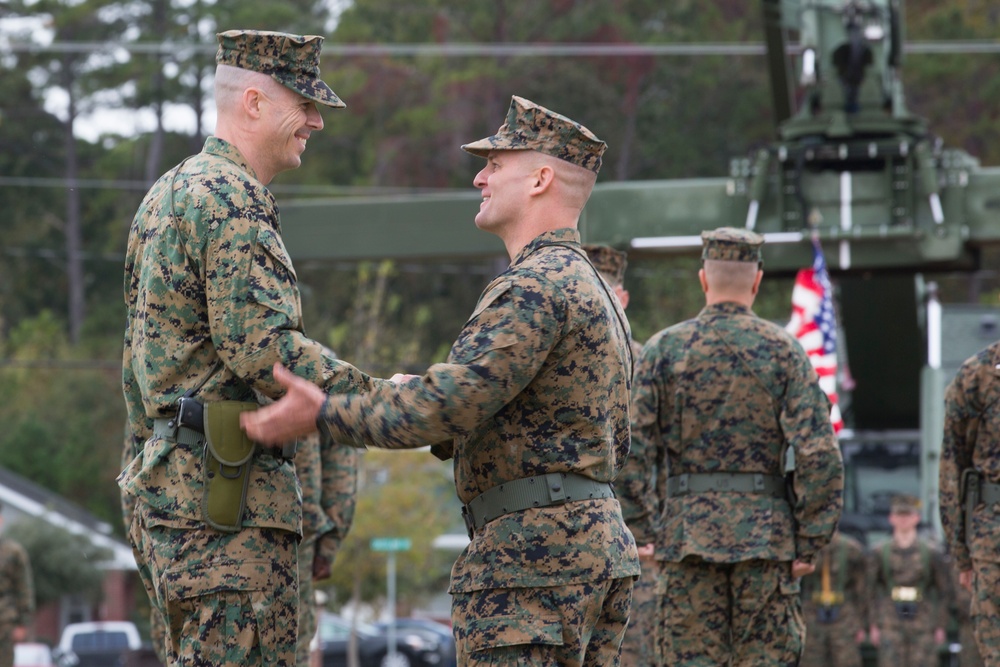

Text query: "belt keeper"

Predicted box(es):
[546, 472, 567, 503]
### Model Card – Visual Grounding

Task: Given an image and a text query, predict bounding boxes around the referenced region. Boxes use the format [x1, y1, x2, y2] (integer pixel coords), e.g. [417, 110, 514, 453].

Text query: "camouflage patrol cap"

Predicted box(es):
[582, 244, 628, 285]
[701, 227, 764, 264]
[890, 493, 921, 514]
[216, 30, 345, 109]
[462, 95, 607, 174]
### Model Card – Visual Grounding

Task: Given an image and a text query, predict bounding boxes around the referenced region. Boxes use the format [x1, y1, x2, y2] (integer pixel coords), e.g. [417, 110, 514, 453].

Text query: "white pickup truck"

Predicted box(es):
[54, 621, 148, 667]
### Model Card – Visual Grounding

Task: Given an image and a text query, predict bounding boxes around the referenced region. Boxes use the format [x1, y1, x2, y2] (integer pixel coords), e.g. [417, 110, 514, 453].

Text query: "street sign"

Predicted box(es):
[370, 537, 412, 552]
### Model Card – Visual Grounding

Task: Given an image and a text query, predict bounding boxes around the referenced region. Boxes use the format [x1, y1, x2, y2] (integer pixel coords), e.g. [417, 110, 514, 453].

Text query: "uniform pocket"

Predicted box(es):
[464, 613, 564, 653]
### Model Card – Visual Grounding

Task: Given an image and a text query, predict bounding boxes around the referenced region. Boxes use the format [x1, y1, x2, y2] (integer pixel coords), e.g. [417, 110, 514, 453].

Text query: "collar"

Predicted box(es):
[511, 228, 581, 266]
[203, 136, 260, 182]
[699, 301, 754, 318]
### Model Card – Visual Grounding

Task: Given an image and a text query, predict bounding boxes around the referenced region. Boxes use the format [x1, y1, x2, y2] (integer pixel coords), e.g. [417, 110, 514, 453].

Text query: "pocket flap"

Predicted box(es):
[464, 614, 563, 652]
[204, 401, 258, 465]
[164, 560, 270, 601]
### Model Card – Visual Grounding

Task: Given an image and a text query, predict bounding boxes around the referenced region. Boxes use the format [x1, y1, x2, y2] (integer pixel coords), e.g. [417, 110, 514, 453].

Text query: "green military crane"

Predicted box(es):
[279, 0, 1000, 546]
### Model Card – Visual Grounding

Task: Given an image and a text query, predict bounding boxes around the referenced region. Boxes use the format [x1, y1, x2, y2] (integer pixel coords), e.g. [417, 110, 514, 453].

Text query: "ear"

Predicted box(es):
[751, 269, 763, 295]
[529, 164, 555, 196]
[615, 286, 630, 310]
[698, 268, 708, 294]
[243, 87, 264, 119]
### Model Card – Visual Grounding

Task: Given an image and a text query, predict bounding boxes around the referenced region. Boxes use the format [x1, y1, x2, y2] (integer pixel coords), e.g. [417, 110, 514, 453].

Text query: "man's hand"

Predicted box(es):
[869, 625, 881, 646]
[791, 560, 815, 578]
[389, 373, 420, 384]
[637, 543, 655, 561]
[312, 552, 331, 581]
[12, 626, 27, 642]
[241, 363, 327, 446]
[960, 568, 974, 591]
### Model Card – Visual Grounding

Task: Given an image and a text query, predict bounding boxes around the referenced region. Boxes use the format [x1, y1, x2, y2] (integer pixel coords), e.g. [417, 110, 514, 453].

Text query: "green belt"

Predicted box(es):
[461, 472, 615, 538]
[153, 417, 205, 447]
[982, 479, 1000, 505]
[666, 472, 786, 498]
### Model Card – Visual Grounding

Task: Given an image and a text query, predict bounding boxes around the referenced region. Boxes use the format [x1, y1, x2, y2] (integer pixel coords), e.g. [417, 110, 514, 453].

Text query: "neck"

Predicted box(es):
[500, 207, 578, 260]
[215, 125, 273, 184]
[893, 529, 918, 549]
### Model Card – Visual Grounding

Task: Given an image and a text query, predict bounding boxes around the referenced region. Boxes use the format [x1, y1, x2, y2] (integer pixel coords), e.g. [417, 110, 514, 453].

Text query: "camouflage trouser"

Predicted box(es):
[129, 504, 299, 667]
[452, 577, 634, 667]
[800, 605, 862, 667]
[959, 618, 985, 667]
[873, 602, 937, 667]
[0, 626, 12, 667]
[620, 560, 657, 666]
[657, 558, 805, 667]
[296, 538, 317, 667]
[971, 559, 1000, 667]
[150, 606, 167, 666]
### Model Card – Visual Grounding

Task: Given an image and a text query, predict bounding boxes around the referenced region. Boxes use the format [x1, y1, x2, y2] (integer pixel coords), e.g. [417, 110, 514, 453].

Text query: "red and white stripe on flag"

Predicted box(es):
[786, 238, 844, 433]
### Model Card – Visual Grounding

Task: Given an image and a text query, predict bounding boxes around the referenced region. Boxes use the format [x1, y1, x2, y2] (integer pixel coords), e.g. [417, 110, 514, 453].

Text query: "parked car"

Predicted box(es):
[54, 621, 143, 667]
[14, 642, 54, 667]
[315, 612, 447, 667]
[372, 619, 456, 667]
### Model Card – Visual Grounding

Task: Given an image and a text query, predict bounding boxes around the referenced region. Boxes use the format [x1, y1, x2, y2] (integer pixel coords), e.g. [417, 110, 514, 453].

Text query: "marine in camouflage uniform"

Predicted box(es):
[868, 494, 950, 667]
[118, 30, 378, 667]
[800, 530, 868, 667]
[243, 96, 641, 667]
[615, 227, 844, 667]
[583, 244, 655, 666]
[294, 433, 358, 666]
[0, 507, 34, 667]
[940, 340, 1000, 667]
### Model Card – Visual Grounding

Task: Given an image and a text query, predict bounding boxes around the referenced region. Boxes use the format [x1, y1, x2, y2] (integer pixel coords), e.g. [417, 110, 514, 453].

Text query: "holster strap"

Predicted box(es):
[982, 479, 1000, 505]
[666, 472, 786, 498]
[462, 472, 614, 538]
[153, 417, 205, 447]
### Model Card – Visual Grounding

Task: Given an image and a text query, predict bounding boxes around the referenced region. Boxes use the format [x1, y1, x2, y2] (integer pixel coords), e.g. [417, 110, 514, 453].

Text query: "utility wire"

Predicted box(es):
[2, 40, 999, 57]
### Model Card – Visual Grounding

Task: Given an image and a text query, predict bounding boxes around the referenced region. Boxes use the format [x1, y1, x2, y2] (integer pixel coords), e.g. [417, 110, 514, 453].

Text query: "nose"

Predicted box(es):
[473, 166, 488, 189]
[307, 104, 324, 130]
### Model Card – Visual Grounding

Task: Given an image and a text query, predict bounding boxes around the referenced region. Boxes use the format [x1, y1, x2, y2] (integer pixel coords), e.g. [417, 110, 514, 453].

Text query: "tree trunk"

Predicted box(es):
[62, 56, 85, 345]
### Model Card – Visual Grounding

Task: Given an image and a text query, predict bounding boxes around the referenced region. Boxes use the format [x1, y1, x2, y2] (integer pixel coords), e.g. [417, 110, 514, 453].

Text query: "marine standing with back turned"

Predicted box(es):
[118, 30, 379, 666]
[242, 95, 641, 667]
[940, 339, 1000, 666]
[615, 227, 844, 666]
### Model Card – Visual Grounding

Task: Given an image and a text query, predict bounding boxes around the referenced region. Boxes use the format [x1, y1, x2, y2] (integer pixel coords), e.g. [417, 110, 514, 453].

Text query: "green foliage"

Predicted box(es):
[321, 449, 460, 613]
[5, 519, 112, 607]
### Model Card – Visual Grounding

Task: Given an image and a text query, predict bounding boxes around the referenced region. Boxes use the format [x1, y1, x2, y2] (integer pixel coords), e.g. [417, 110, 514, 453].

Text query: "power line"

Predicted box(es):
[0, 176, 466, 195]
[3, 40, 999, 57]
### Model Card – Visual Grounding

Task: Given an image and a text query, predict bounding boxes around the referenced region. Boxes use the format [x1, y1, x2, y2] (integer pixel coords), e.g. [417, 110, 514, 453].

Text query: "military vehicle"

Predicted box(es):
[279, 0, 1000, 548]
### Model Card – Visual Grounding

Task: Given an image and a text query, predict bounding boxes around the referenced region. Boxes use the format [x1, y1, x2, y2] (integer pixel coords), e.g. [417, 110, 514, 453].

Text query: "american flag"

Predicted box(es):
[786, 238, 844, 433]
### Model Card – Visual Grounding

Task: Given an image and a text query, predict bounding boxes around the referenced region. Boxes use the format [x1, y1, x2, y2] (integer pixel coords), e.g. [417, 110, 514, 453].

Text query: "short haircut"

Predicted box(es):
[703, 258, 759, 294]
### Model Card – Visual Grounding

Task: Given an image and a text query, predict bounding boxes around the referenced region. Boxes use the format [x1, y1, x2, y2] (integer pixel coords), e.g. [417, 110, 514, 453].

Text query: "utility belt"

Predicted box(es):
[461, 472, 615, 539]
[890, 586, 923, 621]
[666, 472, 786, 498]
[154, 398, 295, 533]
[962, 469, 1000, 541]
[811, 591, 845, 606]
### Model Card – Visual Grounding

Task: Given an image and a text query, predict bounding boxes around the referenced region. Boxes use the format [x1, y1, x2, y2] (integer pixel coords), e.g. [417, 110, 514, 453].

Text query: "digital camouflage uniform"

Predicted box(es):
[868, 536, 950, 667]
[293, 433, 357, 666]
[940, 340, 1000, 667]
[313, 97, 641, 667]
[800, 530, 868, 667]
[0, 535, 34, 667]
[583, 244, 656, 666]
[118, 30, 375, 667]
[953, 567, 985, 667]
[615, 227, 844, 667]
